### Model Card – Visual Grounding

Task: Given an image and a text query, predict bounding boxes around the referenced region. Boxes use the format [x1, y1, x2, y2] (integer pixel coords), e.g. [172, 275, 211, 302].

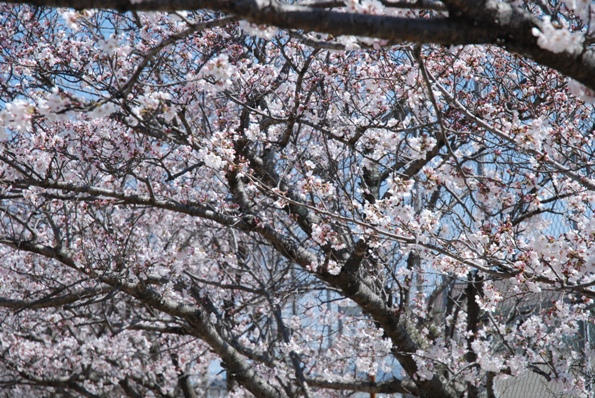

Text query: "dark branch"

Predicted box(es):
[5, 0, 595, 91]
[307, 376, 420, 395]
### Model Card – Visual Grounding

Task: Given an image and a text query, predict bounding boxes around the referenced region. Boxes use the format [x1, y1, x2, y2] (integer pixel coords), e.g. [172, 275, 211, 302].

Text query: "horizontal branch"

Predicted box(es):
[15, 371, 101, 398]
[0, 286, 113, 310]
[3, 178, 243, 228]
[126, 323, 190, 335]
[307, 376, 419, 395]
[8, 0, 495, 44]
[6, 177, 594, 298]
[5, 0, 595, 91]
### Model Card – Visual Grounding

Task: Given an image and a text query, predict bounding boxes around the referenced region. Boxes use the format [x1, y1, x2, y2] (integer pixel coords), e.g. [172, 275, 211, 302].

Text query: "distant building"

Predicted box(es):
[442, 279, 594, 398]
[493, 370, 578, 398]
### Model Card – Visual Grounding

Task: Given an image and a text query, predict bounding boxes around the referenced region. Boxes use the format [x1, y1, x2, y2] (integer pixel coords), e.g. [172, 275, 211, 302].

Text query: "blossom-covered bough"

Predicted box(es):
[0, 1, 593, 397]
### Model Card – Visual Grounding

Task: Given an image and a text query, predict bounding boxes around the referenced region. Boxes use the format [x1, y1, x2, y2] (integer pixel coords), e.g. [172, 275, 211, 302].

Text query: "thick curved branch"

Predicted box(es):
[5, 0, 495, 44]
[319, 253, 459, 397]
[6, 0, 595, 91]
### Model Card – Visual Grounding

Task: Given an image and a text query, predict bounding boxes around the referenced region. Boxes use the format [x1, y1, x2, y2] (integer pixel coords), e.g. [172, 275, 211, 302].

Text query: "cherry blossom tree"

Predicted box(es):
[0, 1, 593, 397]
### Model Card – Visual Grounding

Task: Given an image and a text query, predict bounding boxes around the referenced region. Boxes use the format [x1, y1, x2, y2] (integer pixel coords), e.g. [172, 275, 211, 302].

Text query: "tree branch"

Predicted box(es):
[0, 240, 289, 398]
[307, 376, 420, 395]
[0, 286, 113, 310]
[5, 0, 595, 90]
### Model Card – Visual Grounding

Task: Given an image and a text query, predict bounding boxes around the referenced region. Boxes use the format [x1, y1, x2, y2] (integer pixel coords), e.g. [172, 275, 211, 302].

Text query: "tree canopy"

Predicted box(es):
[0, 1, 593, 397]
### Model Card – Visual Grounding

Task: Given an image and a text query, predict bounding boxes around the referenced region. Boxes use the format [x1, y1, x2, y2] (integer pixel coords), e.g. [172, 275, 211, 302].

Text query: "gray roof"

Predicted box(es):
[494, 370, 579, 398]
